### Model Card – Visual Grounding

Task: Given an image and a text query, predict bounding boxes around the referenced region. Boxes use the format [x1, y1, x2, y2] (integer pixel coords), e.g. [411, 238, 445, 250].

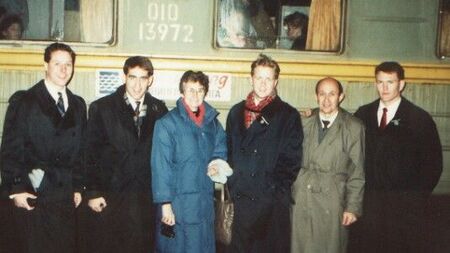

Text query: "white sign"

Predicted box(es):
[95, 69, 232, 102]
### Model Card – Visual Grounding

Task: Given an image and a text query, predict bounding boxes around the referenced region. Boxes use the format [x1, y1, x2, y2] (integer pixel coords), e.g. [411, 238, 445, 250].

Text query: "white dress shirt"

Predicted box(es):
[45, 79, 68, 111]
[319, 110, 339, 129]
[126, 92, 145, 111]
[377, 98, 401, 127]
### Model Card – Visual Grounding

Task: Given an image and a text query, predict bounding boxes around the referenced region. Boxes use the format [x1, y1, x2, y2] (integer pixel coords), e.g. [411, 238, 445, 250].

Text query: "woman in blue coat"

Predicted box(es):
[151, 70, 227, 253]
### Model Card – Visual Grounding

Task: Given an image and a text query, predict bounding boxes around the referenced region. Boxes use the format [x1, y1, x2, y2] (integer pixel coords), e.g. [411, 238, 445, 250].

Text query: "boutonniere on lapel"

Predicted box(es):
[391, 118, 401, 126]
[259, 116, 269, 126]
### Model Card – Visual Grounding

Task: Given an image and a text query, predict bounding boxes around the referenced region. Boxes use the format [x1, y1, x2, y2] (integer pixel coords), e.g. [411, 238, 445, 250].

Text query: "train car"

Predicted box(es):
[0, 0, 449, 251]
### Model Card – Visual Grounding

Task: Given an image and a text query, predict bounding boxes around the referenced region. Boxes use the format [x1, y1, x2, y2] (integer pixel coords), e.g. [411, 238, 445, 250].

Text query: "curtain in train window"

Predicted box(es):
[80, 0, 113, 43]
[215, 0, 344, 52]
[438, 0, 450, 58]
[0, 0, 115, 44]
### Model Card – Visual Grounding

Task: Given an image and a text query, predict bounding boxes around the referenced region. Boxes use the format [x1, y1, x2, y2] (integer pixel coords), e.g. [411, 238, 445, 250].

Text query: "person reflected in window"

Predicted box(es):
[0, 6, 6, 22]
[0, 0, 28, 30]
[0, 14, 23, 40]
[283, 11, 308, 50]
[243, 0, 276, 48]
[217, 0, 257, 48]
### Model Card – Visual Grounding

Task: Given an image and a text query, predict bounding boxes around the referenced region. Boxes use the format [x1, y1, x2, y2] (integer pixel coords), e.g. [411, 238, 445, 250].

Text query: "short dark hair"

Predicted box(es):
[123, 56, 154, 76]
[0, 14, 24, 35]
[315, 77, 344, 95]
[251, 54, 280, 79]
[44, 42, 76, 64]
[179, 70, 209, 95]
[375, 61, 405, 80]
[283, 12, 308, 30]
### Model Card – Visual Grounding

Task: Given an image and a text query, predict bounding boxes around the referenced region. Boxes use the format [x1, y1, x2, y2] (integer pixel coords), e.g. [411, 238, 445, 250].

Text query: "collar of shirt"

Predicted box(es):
[125, 92, 145, 111]
[44, 79, 68, 110]
[377, 97, 402, 126]
[319, 110, 339, 128]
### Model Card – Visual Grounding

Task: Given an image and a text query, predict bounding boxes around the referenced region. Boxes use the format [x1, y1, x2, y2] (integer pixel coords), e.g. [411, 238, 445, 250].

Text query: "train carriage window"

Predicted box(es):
[0, 0, 115, 44]
[215, 0, 345, 52]
[438, 0, 450, 58]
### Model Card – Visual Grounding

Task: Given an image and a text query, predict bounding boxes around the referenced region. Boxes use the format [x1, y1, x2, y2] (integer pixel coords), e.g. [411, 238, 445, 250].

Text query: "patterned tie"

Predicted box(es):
[134, 101, 141, 136]
[380, 107, 387, 129]
[57, 92, 65, 117]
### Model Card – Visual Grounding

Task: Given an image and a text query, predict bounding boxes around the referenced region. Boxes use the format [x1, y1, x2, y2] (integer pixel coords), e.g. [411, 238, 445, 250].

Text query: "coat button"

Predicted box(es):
[253, 149, 257, 154]
[240, 148, 245, 153]
[251, 173, 256, 177]
[13, 177, 22, 184]
[307, 184, 311, 189]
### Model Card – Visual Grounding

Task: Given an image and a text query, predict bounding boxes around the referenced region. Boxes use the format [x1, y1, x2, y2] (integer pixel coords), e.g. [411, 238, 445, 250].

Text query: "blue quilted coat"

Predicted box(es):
[151, 98, 227, 253]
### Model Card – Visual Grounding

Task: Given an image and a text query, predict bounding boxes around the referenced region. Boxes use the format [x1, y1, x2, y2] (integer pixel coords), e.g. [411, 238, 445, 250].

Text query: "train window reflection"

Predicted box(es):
[438, 0, 450, 58]
[0, 0, 115, 44]
[216, 0, 344, 52]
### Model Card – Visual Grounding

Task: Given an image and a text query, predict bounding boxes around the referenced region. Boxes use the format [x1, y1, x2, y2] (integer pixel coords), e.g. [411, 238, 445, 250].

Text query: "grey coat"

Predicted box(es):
[292, 109, 365, 253]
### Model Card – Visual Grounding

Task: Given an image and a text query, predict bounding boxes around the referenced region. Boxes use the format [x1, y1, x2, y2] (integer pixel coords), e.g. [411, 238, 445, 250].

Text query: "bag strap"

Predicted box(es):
[220, 184, 231, 201]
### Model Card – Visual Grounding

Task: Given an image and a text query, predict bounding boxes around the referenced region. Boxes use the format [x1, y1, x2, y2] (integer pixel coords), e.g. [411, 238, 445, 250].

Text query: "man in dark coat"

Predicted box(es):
[226, 54, 303, 253]
[83, 56, 168, 253]
[0, 42, 86, 253]
[350, 61, 442, 253]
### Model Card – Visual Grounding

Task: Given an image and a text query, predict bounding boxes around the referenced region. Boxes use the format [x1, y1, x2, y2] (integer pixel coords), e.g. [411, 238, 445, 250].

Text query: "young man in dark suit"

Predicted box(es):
[83, 56, 168, 253]
[0, 42, 86, 253]
[225, 54, 303, 253]
[351, 61, 443, 253]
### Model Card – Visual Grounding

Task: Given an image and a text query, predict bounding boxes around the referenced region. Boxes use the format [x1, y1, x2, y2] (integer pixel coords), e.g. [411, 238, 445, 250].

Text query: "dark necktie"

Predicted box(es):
[322, 120, 330, 130]
[57, 92, 65, 117]
[380, 107, 387, 129]
[134, 101, 141, 118]
[134, 101, 141, 136]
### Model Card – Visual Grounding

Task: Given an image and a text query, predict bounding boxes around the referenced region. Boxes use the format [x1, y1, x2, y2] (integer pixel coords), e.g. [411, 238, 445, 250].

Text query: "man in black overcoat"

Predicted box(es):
[225, 54, 303, 253]
[0, 42, 86, 253]
[350, 61, 443, 253]
[82, 56, 168, 253]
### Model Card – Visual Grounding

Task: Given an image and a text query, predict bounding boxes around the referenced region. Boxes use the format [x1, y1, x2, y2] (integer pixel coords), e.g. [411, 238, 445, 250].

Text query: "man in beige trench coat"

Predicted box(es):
[291, 77, 365, 253]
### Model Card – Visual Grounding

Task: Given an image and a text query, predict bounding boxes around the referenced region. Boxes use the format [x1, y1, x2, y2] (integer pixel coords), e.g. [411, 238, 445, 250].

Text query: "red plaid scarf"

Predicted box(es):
[182, 98, 205, 126]
[244, 92, 274, 129]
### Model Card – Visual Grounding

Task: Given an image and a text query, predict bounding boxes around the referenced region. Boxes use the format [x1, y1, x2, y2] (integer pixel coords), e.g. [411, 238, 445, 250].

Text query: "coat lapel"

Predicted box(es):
[114, 86, 140, 141]
[139, 93, 160, 142]
[307, 109, 343, 161]
[34, 80, 76, 129]
[368, 100, 380, 131]
[240, 96, 282, 147]
[387, 97, 408, 129]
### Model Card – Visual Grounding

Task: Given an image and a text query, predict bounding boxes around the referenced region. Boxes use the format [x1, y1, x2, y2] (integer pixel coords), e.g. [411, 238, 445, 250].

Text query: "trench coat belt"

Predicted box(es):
[302, 165, 332, 194]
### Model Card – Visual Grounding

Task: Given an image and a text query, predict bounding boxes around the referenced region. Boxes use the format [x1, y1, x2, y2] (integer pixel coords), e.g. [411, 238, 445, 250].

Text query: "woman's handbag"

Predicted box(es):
[215, 184, 234, 245]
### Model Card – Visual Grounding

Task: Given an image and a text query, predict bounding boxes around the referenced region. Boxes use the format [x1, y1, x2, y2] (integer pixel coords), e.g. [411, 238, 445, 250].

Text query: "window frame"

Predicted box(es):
[0, 0, 118, 47]
[437, 0, 450, 59]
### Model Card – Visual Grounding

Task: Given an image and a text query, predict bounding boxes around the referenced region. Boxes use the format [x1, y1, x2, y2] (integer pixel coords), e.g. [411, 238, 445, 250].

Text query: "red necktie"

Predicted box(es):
[380, 107, 387, 129]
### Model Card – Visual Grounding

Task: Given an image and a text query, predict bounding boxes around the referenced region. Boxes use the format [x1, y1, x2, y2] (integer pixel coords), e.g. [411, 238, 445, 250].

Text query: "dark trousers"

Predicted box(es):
[79, 192, 155, 253]
[226, 197, 290, 253]
[12, 199, 77, 253]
